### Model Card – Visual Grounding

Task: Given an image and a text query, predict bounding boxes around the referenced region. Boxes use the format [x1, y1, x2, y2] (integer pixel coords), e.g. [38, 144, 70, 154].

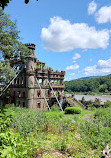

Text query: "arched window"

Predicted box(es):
[37, 101, 41, 108]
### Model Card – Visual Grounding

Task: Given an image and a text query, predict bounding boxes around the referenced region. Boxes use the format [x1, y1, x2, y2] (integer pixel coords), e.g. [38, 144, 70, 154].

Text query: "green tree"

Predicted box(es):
[99, 84, 108, 92]
[0, 9, 30, 85]
[93, 98, 101, 108]
[103, 100, 111, 108]
[81, 96, 85, 104]
[106, 80, 111, 91]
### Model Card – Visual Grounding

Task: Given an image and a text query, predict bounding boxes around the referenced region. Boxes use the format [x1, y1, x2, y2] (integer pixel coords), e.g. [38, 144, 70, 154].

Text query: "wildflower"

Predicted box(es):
[75, 133, 81, 139]
[71, 126, 78, 131]
[13, 127, 16, 131]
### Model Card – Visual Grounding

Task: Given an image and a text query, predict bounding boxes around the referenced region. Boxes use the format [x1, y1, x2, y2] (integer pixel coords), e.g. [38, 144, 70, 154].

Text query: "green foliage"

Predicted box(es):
[1, 105, 111, 157]
[0, 105, 32, 157]
[0, 9, 30, 59]
[36, 64, 39, 69]
[80, 97, 102, 109]
[94, 107, 111, 127]
[0, 9, 31, 84]
[93, 98, 101, 108]
[51, 106, 59, 112]
[65, 107, 82, 114]
[0, 60, 16, 83]
[103, 100, 111, 108]
[65, 74, 111, 93]
[81, 96, 85, 104]
[99, 84, 108, 92]
[79, 119, 111, 150]
[7, 106, 48, 135]
[0, 105, 12, 133]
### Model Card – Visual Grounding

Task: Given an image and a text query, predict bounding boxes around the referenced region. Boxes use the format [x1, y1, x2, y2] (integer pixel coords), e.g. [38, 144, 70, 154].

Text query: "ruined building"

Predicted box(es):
[8, 43, 65, 110]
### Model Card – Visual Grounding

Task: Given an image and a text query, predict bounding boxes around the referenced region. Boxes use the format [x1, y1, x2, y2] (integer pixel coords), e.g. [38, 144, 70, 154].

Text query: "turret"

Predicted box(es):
[25, 43, 35, 57]
[25, 43, 36, 109]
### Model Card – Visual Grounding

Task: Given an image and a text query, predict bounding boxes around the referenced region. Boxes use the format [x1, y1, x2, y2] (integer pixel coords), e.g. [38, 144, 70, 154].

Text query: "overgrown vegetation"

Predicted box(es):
[0, 103, 111, 157]
[65, 74, 111, 94]
[80, 97, 111, 109]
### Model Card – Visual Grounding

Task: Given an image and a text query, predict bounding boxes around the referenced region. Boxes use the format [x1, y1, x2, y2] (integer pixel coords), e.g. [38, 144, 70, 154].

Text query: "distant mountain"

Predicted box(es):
[80, 76, 101, 80]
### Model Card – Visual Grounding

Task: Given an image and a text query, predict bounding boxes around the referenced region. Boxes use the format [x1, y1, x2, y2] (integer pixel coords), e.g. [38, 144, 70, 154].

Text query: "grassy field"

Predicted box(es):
[0, 104, 111, 158]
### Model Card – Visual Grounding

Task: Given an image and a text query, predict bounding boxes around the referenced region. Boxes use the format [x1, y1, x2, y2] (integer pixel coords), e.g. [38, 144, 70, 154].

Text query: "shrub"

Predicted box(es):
[103, 100, 111, 108]
[51, 106, 59, 112]
[65, 107, 82, 114]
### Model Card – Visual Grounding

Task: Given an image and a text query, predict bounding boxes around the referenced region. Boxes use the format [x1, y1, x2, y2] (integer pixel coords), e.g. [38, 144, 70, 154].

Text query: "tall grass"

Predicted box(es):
[1, 104, 111, 157]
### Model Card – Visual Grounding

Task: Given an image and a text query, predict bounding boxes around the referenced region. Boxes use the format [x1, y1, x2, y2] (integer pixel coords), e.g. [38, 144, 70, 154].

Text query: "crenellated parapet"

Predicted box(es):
[35, 68, 65, 80]
[25, 43, 36, 50]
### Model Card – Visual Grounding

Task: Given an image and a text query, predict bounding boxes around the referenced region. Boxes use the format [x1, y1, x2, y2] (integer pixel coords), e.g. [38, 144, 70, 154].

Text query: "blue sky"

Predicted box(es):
[4, 0, 111, 81]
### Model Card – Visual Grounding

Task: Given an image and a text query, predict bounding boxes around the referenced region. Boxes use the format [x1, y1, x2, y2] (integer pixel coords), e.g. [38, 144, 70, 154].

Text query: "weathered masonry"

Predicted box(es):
[9, 43, 65, 110]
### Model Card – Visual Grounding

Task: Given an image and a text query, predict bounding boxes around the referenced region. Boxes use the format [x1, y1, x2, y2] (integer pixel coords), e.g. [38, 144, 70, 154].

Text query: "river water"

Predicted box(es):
[65, 94, 111, 104]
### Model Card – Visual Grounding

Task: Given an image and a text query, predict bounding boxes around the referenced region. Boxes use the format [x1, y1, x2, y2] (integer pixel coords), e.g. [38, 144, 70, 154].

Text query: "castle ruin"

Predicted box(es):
[8, 43, 65, 110]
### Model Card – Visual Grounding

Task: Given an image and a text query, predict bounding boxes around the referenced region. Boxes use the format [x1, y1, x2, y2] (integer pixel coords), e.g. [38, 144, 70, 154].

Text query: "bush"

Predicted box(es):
[103, 100, 111, 108]
[51, 106, 59, 112]
[65, 107, 82, 114]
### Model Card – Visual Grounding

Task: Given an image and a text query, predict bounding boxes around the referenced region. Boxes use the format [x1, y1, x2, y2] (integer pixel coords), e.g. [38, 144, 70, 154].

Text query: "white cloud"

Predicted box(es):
[84, 57, 111, 75]
[88, 1, 97, 15]
[72, 53, 81, 63]
[96, 6, 111, 23]
[69, 73, 75, 76]
[66, 64, 79, 71]
[41, 17, 110, 52]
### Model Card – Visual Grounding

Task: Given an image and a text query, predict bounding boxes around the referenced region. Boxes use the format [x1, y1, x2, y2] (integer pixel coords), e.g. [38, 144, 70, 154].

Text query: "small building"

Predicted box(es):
[8, 43, 65, 110]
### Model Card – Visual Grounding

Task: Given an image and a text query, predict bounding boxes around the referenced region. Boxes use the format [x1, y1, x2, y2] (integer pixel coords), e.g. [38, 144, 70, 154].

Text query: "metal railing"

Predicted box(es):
[47, 79, 63, 111]
[0, 64, 25, 97]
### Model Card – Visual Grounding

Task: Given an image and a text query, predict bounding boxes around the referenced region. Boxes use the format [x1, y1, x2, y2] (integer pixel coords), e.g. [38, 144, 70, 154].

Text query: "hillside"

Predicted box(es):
[65, 74, 111, 93]
[80, 76, 100, 80]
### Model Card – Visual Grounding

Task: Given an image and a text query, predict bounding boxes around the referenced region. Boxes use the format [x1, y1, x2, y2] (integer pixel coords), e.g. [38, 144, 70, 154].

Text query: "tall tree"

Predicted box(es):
[0, 9, 31, 85]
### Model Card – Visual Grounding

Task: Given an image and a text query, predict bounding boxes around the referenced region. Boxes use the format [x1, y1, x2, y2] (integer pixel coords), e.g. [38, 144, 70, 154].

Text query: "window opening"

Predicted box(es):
[23, 102, 25, 107]
[37, 102, 40, 108]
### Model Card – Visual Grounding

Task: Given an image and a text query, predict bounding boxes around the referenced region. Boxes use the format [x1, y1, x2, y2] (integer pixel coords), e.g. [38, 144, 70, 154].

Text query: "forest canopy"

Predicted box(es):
[65, 74, 111, 93]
